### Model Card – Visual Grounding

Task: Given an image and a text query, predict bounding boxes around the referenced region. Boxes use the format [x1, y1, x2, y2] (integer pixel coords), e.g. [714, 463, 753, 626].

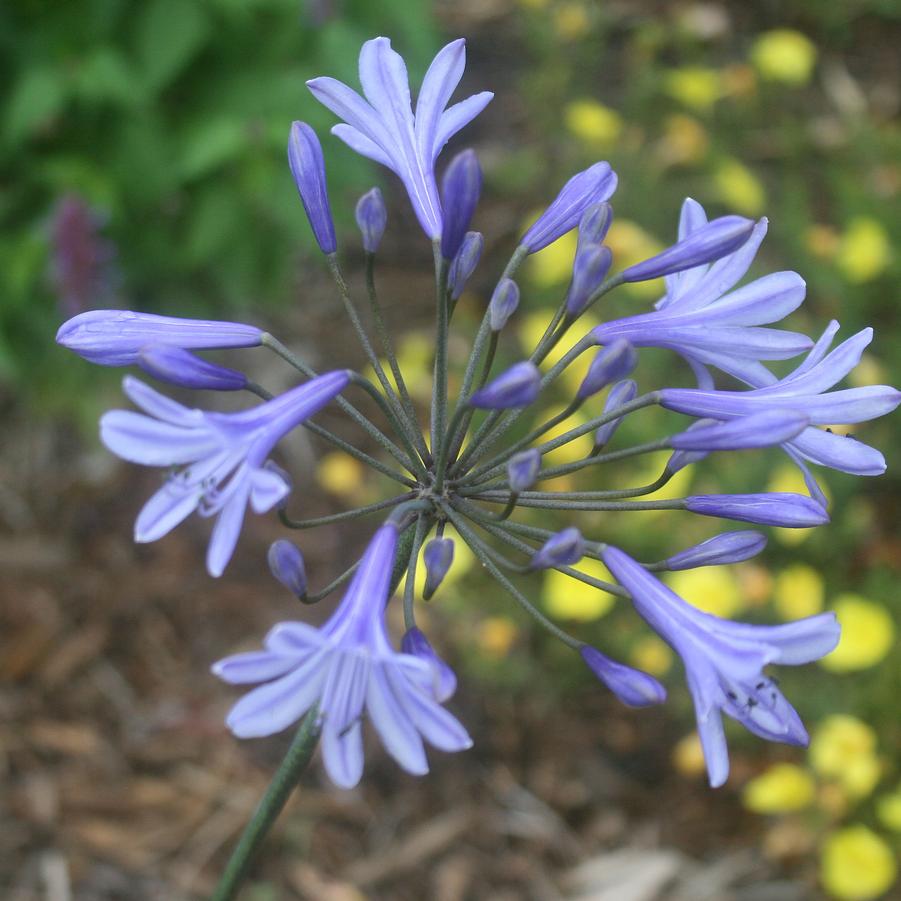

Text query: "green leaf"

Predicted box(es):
[178, 116, 247, 181]
[75, 47, 141, 107]
[4, 66, 66, 146]
[135, 0, 209, 95]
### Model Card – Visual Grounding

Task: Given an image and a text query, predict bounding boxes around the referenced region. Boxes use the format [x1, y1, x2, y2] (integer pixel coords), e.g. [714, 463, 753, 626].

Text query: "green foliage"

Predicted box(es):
[0, 0, 437, 396]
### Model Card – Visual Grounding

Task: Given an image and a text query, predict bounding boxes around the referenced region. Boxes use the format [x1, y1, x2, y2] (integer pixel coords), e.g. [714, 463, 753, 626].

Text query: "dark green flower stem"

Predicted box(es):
[279, 492, 416, 529]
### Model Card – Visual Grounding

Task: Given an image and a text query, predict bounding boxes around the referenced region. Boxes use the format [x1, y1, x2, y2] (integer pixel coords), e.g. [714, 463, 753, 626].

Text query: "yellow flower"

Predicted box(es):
[395, 332, 436, 401]
[821, 594, 895, 672]
[316, 452, 368, 501]
[630, 636, 673, 676]
[773, 564, 825, 620]
[673, 732, 706, 777]
[742, 763, 816, 814]
[713, 159, 766, 216]
[553, 2, 590, 41]
[658, 114, 709, 166]
[542, 558, 616, 621]
[806, 224, 840, 259]
[604, 220, 665, 299]
[810, 715, 881, 799]
[820, 825, 897, 901]
[664, 67, 722, 112]
[836, 217, 891, 283]
[750, 30, 817, 85]
[477, 617, 518, 658]
[526, 227, 577, 287]
[666, 565, 744, 618]
[876, 787, 901, 832]
[564, 99, 623, 148]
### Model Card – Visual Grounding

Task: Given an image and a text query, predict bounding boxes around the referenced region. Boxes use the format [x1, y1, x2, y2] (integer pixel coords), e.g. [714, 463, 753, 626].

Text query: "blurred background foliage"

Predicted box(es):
[2, 0, 899, 898]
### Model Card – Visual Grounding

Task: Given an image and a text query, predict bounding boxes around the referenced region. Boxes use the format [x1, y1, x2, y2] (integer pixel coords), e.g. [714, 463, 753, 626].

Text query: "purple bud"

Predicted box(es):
[664, 531, 767, 571]
[423, 537, 455, 600]
[670, 410, 810, 452]
[355, 187, 387, 253]
[507, 448, 541, 492]
[401, 626, 457, 702]
[469, 361, 541, 409]
[520, 162, 618, 252]
[56, 310, 263, 367]
[684, 493, 831, 528]
[621, 215, 754, 282]
[287, 121, 337, 254]
[577, 201, 613, 250]
[268, 540, 307, 598]
[440, 149, 482, 260]
[566, 244, 613, 316]
[594, 379, 638, 448]
[137, 345, 247, 391]
[577, 339, 637, 400]
[580, 645, 667, 707]
[530, 528, 585, 570]
[489, 278, 520, 331]
[263, 460, 293, 510]
[665, 445, 709, 475]
[448, 231, 484, 301]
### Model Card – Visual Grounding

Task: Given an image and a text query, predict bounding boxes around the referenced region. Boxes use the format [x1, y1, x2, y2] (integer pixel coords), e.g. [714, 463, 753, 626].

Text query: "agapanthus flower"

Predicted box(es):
[662, 530, 768, 570]
[448, 231, 484, 300]
[287, 121, 337, 254]
[602, 545, 840, 786]
[355, 187, 388, 253]
[138, 344, 248, 392]
[100, 371, 349, 576]
[308, 37, 492, 240]
[660, 324, 901, 475]
[469, 361, 541, 409]
[593, 379, 637, 449]
[580, 645, 667, 708]
[57, 310, 264, 367]
[213, 523, 471, 788]
[422, 537, 455, 600]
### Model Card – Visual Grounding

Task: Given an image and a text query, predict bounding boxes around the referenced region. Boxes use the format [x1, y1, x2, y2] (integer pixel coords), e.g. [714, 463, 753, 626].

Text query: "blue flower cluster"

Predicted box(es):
[57, 37, 898, 790]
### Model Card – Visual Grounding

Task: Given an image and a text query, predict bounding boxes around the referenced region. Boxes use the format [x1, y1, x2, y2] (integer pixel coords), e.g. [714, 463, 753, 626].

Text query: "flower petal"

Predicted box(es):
[100, 411, 219, 466]
[134, 481, 200, 543]
[434, 92, 494, 157]
[211, 651, 301, 685]
[415, 38, 466, 160]
[206, 477, 251, 577]
[365, 662, 428, 775]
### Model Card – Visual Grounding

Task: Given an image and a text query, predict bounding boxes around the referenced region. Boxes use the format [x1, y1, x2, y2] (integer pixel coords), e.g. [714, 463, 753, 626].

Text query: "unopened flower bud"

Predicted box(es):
[577, 339, 637, 400]
[530, 527, 585, 570]
[355, 187, 387, 253]
[448, 231, 483, 300]
[423, 538, 454, 600]
[566, 244, 613, 316]
[664, 531, 767, 571]
[138, 345, 247, 391]
[287, 121, 337, 254]
[507, 449, 541, 492]
[268, 540, 307, 598]
[440, 149, 482, 260]
[580, 645, 667, 707]
[577, 201, 613, 250]
[594, 379, 637, 448]
[489, 278, 520, 331]
[469, 361, 540, 409]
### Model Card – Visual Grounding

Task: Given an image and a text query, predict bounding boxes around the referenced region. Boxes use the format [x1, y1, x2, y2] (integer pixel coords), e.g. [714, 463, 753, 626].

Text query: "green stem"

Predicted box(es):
[279, 493, 416, 529]
[403, 515, 432, 630]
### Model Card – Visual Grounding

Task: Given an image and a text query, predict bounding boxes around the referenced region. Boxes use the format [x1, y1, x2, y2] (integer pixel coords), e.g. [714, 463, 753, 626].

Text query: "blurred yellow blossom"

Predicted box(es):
[751, 30, 817, 85]
[836, 217, 892, 283]
[664, 67, 722, 112]
[537, 403, 595, 467]
[666, 565, 744, 618]
[542, 558, 616, 621]
[518, 0, 548, 8]
[477, 617, 519, 658]
[847, 354, 885, 389]
[737, 563, 773, 607]
[553, 3, 590, 40]
[720, 64, 757, 99]
[820, 825, 897, 901]
[821, 594, 895, 672]
[526, 226, 577, 287]
[713, 158, 766, 216]
[742, 763, 816, 814]
[605, 219, 665, 298]
[810, 715, 881, 799]
[659, 114, 709, 166]
[673, 732, 706, 777]
[564, 99, 623, 148]
[395, 332, 437, 401]
[806, 224, 840, 259]
[316, 451, 367, 501]
[629, 635, 673, 676]
[773, 564, 825, 620]
[876, 787, 901, 832]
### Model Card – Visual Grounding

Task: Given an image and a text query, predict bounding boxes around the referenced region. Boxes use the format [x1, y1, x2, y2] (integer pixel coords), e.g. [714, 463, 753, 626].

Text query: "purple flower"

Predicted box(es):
[401, 625, 457, 701]
[576, 201, 613, 251]
[469, 361, 541, 409]
[507, 448, 541, 492]
[488, 278, 520, 331]
[669, 409, 809, 452]
[684, 493, 830, 528]
[288, 122, 337, 254]
[100, 371, 350, 576]
[137, 345, 247, 392]
[440, 149, 482, 260]
[355, 187, 388, 253]
[660, 324, 901, 475]
[308, 37, 493, 240]
[663, 531, 767, 570]
[566, 244, 612, 316]
[580, 645, 666, 708]
[602, 545, 840, 787]
[213, 523, 472, 788]
[577, 339, 637, 400]
[529, 527, 584, 570]
[621, 214, 754, 282]
[520, 162, 618, 252]
[57, 310, 263, 367]
[422, 537, 455, 600]
[448, 231, 483, 300]
[593, 379, 637, 449]
[268, 540, 308, 599]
